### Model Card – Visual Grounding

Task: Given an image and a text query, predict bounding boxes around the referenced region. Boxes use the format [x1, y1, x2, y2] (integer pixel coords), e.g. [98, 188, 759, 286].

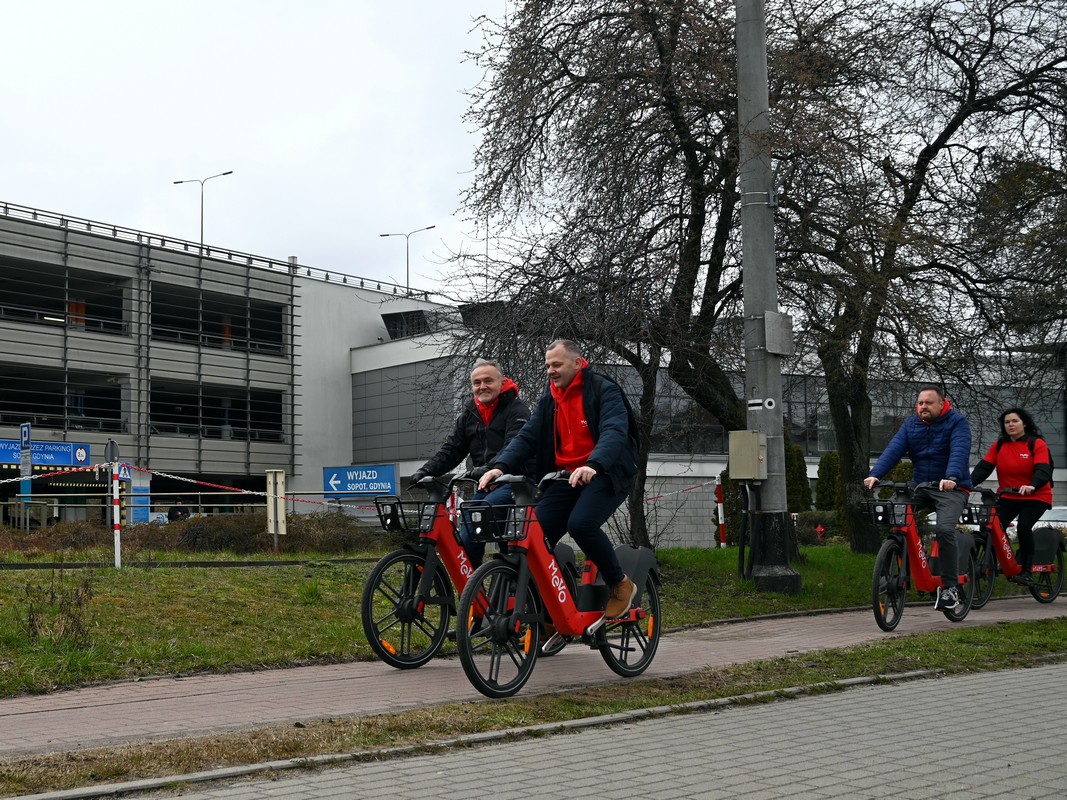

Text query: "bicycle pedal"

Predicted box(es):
[541, 633, 563, 653]
[585, 615, 607, 636]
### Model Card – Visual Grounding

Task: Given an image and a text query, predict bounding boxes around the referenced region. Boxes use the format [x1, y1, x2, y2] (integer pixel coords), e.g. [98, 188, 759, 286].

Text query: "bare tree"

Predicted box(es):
[447, 0, 1067, 553]
[775, 0, 1067, 550]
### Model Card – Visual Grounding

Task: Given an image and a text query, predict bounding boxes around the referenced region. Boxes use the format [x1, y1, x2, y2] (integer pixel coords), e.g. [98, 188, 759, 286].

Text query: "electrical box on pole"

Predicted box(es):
[729, 430, 768, 481]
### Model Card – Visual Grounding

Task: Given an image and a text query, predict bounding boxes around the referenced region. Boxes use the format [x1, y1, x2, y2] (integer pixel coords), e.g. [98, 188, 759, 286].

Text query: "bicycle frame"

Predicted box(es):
[878, 492, 940, 593]
[505, 505, 614, 638]
[971, 490, 1023, 580]
[870, 482, 971, 593]
[375, 477, 479, 607]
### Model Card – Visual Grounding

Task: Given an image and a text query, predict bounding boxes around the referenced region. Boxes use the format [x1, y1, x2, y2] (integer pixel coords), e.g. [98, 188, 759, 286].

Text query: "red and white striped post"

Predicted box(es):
[715, 478, 727, 547]
[112, 462, 122, 568]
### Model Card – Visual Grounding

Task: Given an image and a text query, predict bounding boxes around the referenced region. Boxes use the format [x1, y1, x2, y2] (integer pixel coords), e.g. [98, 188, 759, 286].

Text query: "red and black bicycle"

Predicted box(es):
[867, 480, 977, 631]
[968, 486, 1065, 608]
[360, 474, 480, 669]
[455, 471, 661, 698]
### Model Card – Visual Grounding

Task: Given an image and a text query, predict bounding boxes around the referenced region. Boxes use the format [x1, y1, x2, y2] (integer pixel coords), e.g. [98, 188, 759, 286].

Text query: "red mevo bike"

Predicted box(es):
[455, 471, 662, 699]
[867, 480, 977, 631]
[968, 486, 1065, 608]
[360, 474, 480, 669]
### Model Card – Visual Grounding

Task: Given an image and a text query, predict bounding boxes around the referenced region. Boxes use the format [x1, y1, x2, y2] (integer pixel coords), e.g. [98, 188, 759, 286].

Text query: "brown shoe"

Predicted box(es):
[543, 622, 556, 638]
[605, 576, 637, 619]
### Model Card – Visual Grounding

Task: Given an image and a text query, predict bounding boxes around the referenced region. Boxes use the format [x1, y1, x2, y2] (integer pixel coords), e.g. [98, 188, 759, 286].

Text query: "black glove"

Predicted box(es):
[468, 465, 489, 481]
[408, 469, 430, 488]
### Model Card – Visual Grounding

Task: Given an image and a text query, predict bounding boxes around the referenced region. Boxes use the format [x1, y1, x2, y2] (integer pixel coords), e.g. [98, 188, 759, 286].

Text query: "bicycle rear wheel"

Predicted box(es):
[872, 539, 906, 631]
[360, 548, 452, 669]
[970, 536, 996, 610]
[456, 561, 541, 699]
[1029, 547, 1065, 604]
[598, 573, 661, 677]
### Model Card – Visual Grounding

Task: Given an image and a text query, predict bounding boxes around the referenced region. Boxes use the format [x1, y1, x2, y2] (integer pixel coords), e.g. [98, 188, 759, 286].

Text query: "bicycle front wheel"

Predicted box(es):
[970, 536, 996, 610]
[360, 548, 452, 669]
[872, 538, 906, 631]
[598, 573, 661, 677]
[942, 552, 976, 622]
[456, 560, 541, 699]
[1030, 546, 1065, 604]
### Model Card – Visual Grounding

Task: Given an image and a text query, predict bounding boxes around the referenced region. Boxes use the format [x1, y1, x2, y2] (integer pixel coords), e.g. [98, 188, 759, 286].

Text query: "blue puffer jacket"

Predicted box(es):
[869, 405, 972, 488]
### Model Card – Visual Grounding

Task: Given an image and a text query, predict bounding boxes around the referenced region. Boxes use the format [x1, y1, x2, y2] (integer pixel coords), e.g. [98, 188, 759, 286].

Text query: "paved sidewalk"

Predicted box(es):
[124, 662, 1067, 800]
[4, 596, 1066, 798]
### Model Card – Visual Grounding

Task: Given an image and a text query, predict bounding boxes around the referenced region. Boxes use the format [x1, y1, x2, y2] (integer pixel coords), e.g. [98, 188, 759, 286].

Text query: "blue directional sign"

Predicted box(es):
[0, 440, 92, 466]
[323, 464, 397, 496]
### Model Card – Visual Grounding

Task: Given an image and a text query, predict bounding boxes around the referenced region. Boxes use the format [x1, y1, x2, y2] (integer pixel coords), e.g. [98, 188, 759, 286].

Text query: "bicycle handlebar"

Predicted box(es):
[407, 471, 484, 505]
[866, 479, 941, 492]
[973, 485, 1022, 501]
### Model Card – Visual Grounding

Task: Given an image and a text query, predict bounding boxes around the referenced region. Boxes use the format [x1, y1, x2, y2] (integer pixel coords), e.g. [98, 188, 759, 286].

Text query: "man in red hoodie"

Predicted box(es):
[409, 359, 531, 566]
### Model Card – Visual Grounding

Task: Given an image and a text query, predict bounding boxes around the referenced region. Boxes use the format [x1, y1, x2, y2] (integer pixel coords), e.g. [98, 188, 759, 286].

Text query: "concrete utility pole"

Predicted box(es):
[735, 0, 801, 593]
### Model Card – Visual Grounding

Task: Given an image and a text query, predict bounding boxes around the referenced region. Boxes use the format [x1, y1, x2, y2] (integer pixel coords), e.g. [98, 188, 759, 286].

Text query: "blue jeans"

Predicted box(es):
[534, 475, 628, 586]
[459, 483, 515, 568]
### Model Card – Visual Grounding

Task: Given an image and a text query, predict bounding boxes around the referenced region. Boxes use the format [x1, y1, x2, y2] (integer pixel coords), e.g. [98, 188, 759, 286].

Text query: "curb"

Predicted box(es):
[12, 668, 943, 800]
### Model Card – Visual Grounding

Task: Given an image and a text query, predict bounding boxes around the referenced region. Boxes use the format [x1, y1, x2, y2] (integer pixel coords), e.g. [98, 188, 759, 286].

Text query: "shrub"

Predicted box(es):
[0, 511, 386, 558]
[785, 431, 813, 512]
[815, 451, 841, 512]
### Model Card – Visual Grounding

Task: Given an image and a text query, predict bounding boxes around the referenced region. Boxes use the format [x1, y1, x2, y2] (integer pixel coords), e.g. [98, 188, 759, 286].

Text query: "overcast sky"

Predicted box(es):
[2, 1, 506, 292]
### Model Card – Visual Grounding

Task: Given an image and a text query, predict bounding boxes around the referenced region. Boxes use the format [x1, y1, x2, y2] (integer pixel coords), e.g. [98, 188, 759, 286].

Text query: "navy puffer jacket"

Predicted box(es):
[869, 405, 972, 488]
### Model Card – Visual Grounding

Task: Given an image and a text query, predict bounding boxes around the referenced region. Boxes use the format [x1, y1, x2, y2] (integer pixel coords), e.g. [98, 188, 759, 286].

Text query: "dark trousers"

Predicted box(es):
[996, 498, 1051, 572]
[914, 485, 967, 587]
[534, 475, 628, 586]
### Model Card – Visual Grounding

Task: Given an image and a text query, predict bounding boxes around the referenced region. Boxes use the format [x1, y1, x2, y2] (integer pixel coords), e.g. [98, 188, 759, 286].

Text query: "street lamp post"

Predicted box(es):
[379, 225, 435, 293]
[173, 170, 233, 253]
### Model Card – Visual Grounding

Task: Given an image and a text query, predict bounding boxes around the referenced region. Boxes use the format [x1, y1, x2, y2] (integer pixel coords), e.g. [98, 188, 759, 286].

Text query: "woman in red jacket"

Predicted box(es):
[970, 407, 1053, 584]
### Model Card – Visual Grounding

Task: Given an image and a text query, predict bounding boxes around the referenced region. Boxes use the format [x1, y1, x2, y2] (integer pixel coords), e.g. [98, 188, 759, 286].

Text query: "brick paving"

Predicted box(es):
[130, 662, 1067, 800]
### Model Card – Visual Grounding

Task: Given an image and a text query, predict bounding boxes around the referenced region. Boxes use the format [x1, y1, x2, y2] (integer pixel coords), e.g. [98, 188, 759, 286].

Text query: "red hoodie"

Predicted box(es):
[549, 359, 595, 470]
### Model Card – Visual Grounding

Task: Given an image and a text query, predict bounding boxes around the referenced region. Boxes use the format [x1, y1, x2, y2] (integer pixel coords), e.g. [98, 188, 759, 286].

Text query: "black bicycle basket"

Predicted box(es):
[374, 495, 438, 534]
[460, 500, 528, 543]
[864, 500, 910, 526]
[958, 504, 992, 526]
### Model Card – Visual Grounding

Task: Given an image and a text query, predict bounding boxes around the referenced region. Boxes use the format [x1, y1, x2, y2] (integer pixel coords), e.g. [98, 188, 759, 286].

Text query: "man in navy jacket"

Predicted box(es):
[864, 385, 972, 611]
[479, 339, 639, 620]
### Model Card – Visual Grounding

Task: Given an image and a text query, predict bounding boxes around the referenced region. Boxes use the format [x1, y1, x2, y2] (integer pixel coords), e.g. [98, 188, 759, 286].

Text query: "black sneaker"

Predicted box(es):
[933, 585, 960, 611]
[1008, 572, 1033, 586]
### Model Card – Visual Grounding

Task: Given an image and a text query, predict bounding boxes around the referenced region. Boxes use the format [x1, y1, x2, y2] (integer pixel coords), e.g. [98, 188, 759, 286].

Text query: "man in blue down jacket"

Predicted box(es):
[864, 385, 972, 611]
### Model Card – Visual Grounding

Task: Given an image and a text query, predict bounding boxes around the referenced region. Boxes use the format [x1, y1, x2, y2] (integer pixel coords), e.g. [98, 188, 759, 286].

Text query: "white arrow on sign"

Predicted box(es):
[329, 475, 341, 491]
